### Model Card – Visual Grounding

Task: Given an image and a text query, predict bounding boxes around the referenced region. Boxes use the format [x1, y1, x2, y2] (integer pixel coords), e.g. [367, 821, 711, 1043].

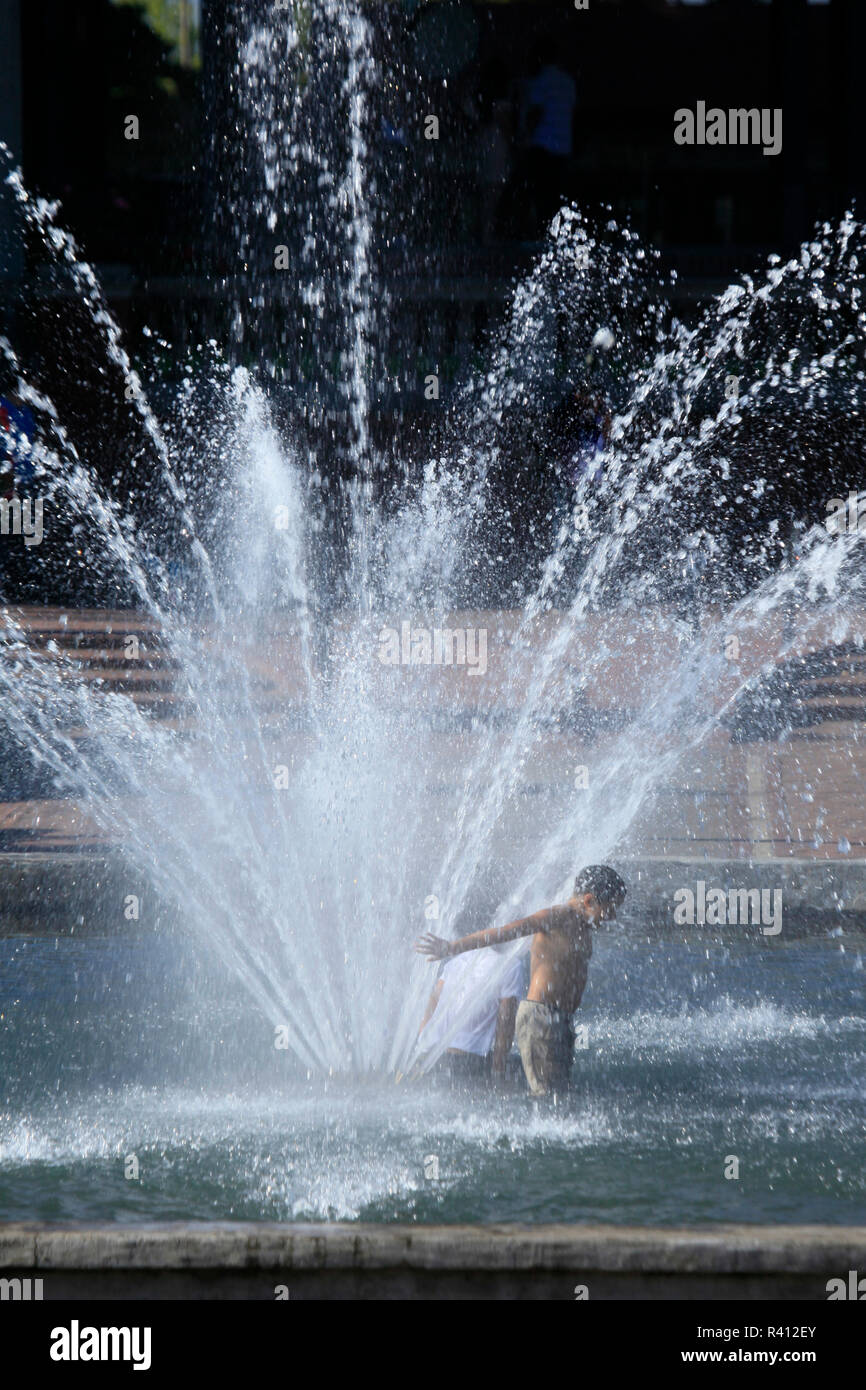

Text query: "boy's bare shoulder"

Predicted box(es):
[544, 902, 578, 932]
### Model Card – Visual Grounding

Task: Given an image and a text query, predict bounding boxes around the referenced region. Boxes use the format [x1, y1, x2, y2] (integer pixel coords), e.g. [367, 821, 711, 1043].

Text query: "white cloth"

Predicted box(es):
[420, 948, 530, 1056]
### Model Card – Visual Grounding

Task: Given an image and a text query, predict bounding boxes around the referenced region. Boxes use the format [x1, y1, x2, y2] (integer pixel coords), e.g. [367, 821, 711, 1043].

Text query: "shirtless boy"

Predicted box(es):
[416, 865, 626, 1096]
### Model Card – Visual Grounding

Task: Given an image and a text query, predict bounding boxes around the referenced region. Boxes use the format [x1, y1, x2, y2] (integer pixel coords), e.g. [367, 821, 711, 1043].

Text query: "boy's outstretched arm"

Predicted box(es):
[415, 907, 552, 960]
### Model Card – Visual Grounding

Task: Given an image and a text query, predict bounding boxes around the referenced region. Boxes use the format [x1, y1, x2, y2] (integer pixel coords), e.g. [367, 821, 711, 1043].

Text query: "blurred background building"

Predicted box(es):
[4, 2, 865, 346]
[0, 0, 864, 604]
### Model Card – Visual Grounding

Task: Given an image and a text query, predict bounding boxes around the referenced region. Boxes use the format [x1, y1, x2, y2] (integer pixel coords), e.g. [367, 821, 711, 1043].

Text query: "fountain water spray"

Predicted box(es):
[1, 3, 865, 1083]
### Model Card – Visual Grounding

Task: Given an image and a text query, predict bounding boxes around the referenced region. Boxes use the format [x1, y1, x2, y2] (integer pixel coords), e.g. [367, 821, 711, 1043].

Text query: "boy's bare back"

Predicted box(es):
[526, 902, 592, 1013]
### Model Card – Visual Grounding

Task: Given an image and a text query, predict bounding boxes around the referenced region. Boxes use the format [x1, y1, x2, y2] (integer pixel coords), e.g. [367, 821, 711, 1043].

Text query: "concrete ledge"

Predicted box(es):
[3, 852, 866, 935]
[624, 857, 866, 928]
[0, 853, 159, 935]
[2, 1223, 864, 1300]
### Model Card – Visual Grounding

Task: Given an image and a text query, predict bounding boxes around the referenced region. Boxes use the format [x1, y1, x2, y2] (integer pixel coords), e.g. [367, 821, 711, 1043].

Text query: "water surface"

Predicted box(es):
[2, 928, 863, 1225]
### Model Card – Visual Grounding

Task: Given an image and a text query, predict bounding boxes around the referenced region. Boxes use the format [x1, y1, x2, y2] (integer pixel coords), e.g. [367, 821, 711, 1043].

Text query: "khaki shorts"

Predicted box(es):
[515, 1000, 575, 1096]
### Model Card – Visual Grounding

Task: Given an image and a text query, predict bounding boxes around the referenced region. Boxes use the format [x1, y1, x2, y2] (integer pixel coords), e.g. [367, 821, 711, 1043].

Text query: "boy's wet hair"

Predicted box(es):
[574, 864, 627, 905]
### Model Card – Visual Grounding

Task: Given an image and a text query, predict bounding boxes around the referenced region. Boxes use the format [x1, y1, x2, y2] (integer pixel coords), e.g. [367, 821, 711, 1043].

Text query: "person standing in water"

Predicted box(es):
[417, 946, 530, 1088]
[416, 865, 626, 1097]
